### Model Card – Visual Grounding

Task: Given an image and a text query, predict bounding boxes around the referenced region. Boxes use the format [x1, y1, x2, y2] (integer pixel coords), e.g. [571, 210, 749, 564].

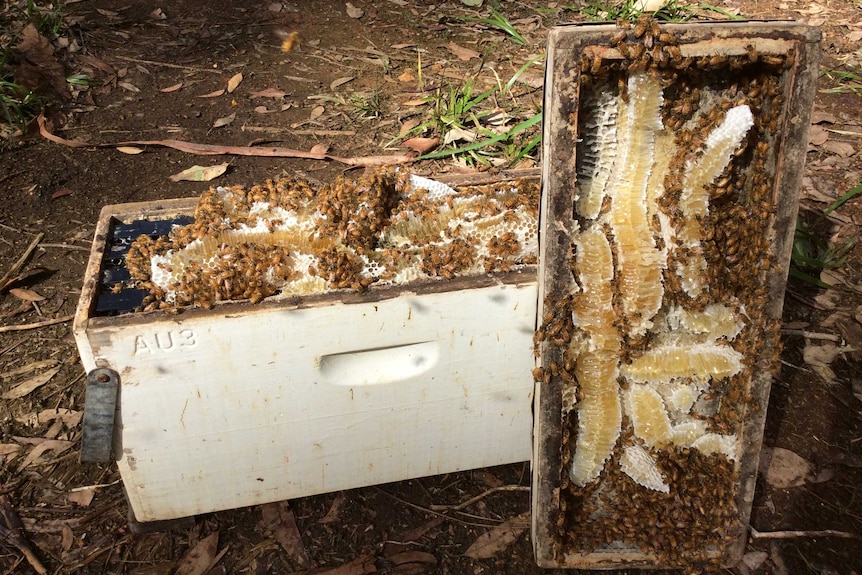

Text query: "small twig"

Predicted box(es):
[430, 485, 530, 511]
[37, 243, 91, 252]
[0, 314, 74, 334]
[0, 495, 48, 575]
[113, 55, 223, 74]
[780, 328, 842, 342]
[70, 480, 121, 493]
[0, 233, 44, 291]
[0, 221, 23, 233]
[373, 487, 498, 528]
[750, 527, 859, 539]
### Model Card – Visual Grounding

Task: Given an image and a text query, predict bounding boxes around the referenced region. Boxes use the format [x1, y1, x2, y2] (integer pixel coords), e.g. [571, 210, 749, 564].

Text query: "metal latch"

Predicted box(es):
[80, 368, 119, 463]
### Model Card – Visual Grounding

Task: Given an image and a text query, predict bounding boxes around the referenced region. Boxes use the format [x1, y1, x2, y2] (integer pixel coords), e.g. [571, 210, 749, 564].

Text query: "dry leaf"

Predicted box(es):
[811, 110, 838, 124]
[169, 163, 230, 182]
[399, 118, 421, 135]
[160, 82, 183, 93]
[269, 2, 283, 12]
[17, 438, 74, 469]
[9, 288, 44, 301]
[2, 366, 61, 399]
[175, 532, 219, 575]
[227, 72, 243, 93]
[117, 146, 144, 154]
[16, 24, 70, 100]
[198, 89, 225, 98]
[61, 524, 75, 552]
[38, 408, 83, 427]
[309, 105, 325, 121]
[443, 126, 477, 145]
[1, 359, 58, 380]
[823, 140, 856, 158]
[213, 112, 236, 128]
[401, 98, 426, 106]
[464, 512, 529, 559]
[253, 105, 272, 114]
[118, 81, 140, 93]
[391, 42, 415, 49]
[759, 447, 813, 488]
[330, 76, 354, 90]
[808, 124, 829, 146]
[319, 492, 347, 524]
[446, 42, 480, 61]
[345, 2, 364, 18]
[68, 487, 96, 507]
[150, 7, 166, 19]
[51, 188, 74, 199]
[0, 444, 22, 459]
[260, 502, 310, 568]
[250, 88, 289, 98]
[310, 143, 329, 156]
[402, 137, 438, 154]
[397, 69, 416, 83]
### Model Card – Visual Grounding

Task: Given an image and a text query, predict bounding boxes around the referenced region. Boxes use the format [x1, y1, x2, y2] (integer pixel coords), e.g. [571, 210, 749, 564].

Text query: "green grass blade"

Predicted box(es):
[417, 112, 542, 160]
[789, 267, 834, 289]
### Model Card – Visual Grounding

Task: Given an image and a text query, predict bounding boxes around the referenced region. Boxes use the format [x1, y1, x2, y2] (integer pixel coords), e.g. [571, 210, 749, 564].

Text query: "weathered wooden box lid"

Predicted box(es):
[533, 21, 820, 569]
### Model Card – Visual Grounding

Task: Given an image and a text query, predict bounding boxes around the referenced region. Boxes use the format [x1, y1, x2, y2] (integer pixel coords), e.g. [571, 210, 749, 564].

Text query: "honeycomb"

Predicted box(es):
[541, 15, 792, 566]
[125, 168, 539, 310]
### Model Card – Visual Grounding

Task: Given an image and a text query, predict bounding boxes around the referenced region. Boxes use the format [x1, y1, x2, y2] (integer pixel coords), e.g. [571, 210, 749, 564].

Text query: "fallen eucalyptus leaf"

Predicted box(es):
[464, 512, 529, 559]
[160, 82, 183, 93]
[250, 87, 289, 98]
[227, 72, 243, 93]
[330, 76, 354, 90]
[9, 288, 45, 301]
[198, 89, 225, 98]
[213, 112, 236, 128]
[345, 2, 363, 18]
[2, 366, 62, 399]
[169, 163, 230, 182]
[446, 42, 480, 61]
[402, 137, 439, 154]
[117, 146, 144, 154]
[309, 105, 325, 121]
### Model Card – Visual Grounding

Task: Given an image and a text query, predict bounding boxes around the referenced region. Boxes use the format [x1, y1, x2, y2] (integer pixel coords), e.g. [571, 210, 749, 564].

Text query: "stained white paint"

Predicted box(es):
[76, 281, 537, 522]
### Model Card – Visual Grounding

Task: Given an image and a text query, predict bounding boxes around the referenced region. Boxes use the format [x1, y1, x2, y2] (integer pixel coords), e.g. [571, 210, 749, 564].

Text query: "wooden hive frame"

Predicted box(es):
[533, 21, 820, 569]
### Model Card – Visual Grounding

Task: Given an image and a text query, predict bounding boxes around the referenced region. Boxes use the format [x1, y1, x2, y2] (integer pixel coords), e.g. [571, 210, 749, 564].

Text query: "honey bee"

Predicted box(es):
[633, 18, 649, 39]
[609, 30, 627, 46]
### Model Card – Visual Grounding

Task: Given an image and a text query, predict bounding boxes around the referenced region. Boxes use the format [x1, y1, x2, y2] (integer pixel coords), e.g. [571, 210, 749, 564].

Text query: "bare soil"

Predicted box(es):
[1, 1, 861, 574]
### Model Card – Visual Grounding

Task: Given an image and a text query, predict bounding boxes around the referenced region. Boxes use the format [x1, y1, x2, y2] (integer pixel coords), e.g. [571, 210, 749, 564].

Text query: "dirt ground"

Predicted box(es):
[1, 0, 861, 574]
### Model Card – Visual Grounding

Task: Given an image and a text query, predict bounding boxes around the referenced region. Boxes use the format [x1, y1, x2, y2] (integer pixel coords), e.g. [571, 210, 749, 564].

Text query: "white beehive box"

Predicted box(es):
[73, 172, 539, 523]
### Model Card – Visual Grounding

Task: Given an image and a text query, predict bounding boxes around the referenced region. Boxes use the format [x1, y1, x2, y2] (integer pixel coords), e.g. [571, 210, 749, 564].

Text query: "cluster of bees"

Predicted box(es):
[124, 167, 540, 311]
[537, 15, 790, 567]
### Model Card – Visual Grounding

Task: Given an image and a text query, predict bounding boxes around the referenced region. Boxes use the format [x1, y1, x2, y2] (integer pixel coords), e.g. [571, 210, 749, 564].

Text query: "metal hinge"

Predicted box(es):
[80, 368, 119, 463]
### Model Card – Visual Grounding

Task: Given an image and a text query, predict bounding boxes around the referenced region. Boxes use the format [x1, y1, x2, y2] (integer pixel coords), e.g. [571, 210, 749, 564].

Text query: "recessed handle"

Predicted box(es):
[319, 342, 439, 386]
